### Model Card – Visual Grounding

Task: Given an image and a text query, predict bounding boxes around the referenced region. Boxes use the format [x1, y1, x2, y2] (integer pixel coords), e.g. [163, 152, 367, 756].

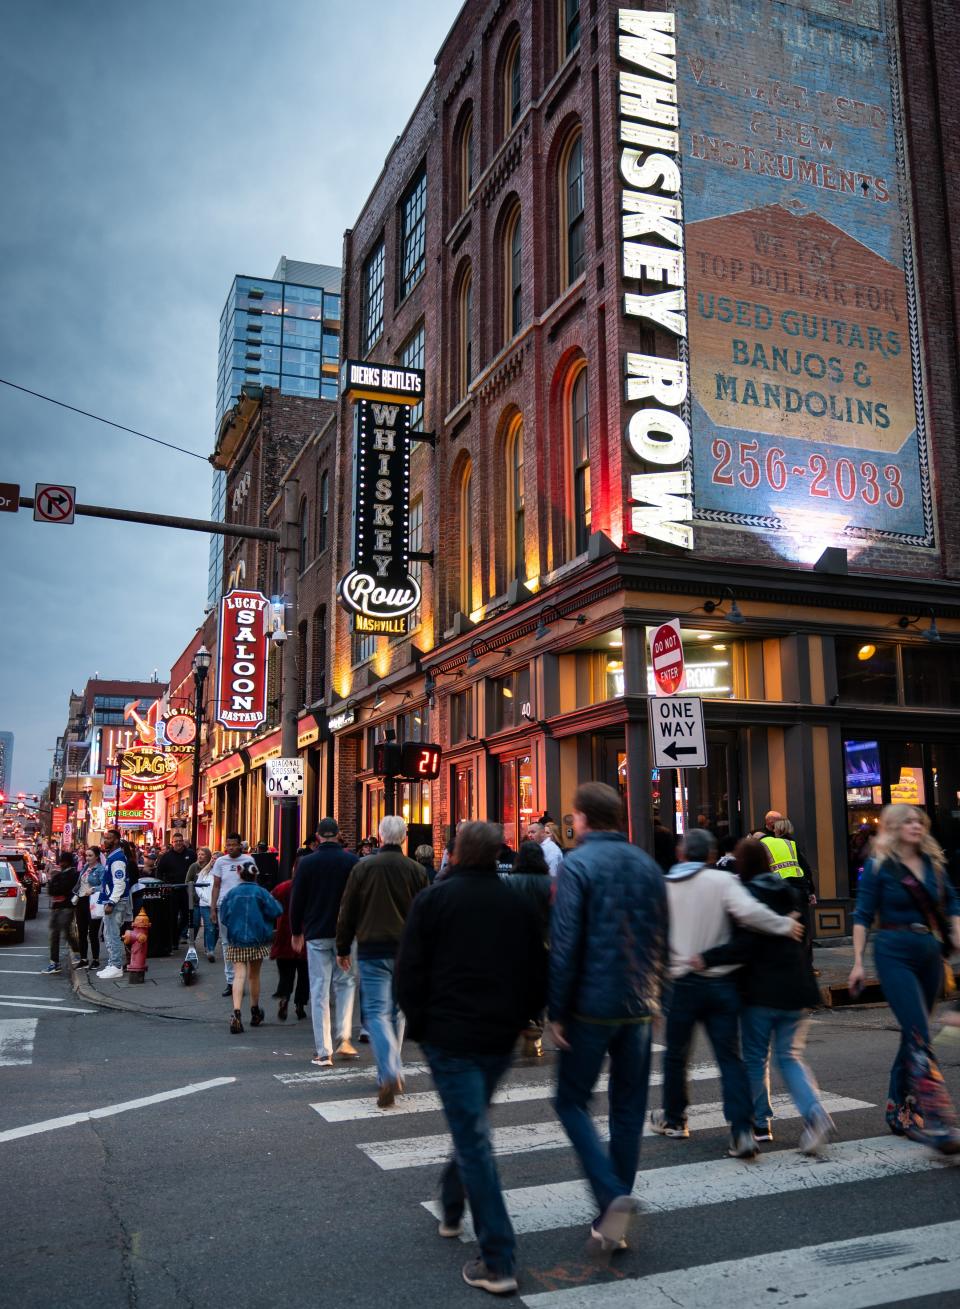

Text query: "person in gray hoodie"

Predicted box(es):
[650, 828, 803, 1160]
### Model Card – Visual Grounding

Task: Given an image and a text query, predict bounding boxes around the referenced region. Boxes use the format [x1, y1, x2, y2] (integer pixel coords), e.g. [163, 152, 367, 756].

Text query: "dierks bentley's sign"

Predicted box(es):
[215, 589, 269, 731]
[338, 360, 425, 637]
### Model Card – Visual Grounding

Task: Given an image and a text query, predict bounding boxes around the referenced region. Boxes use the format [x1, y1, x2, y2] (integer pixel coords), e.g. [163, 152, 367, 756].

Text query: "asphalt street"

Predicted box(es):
[3, 907, 960, 1308]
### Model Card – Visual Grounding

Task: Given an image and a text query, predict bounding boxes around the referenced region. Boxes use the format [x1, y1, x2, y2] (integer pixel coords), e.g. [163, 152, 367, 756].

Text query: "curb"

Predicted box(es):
[69, 960, 221, 1024]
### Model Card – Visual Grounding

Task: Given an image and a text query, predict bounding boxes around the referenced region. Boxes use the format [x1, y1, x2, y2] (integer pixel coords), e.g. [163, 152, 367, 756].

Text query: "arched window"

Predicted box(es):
[458, 266, 473, 398]
[502, 33, 522, 137]
[298, 499, 309, 573]
[457, 107, 474, 213]
[559, 130, 585, 288]
[459, 461, 475, 615]
[506, 415, 525, 579]
[319, 470, 329, 553]
[503, 205, 522, 342]
[570, 364, 591, 555]
[560, 0, 581, 60]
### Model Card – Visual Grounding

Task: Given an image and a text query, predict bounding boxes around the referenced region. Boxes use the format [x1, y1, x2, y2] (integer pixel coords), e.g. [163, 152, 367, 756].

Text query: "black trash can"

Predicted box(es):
[135, 880, 177, 957]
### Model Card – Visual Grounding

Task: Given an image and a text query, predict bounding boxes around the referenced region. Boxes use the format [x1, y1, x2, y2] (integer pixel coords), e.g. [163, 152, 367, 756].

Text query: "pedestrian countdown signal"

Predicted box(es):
[373, 741, 442, 780]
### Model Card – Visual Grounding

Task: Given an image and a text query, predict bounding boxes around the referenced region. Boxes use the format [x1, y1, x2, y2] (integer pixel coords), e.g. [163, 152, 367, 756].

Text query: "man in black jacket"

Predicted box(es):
[156, 833, 194, 944]
[290, 818, 358, 1068]
[252, 841, 280, 891]
[397, 821, 547, 1298]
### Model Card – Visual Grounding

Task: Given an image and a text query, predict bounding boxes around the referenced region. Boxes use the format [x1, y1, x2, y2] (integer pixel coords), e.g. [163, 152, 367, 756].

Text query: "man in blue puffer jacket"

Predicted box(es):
[549, 782, 668, 1255]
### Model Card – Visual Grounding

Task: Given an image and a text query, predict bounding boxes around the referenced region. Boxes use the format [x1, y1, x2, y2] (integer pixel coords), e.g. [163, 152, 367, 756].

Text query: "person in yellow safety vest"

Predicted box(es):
[759, 816, 817, 905]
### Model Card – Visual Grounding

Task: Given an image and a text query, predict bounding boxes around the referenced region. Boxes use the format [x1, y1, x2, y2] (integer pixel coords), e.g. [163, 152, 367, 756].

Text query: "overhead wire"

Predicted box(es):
[0, 376, 209, 461]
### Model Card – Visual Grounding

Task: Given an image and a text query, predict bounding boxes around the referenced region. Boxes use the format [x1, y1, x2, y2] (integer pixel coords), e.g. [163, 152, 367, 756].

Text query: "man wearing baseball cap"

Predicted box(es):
[290, 818, 359, 1066]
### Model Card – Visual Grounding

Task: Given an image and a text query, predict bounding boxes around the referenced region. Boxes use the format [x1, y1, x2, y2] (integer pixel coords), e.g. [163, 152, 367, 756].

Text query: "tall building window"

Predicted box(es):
[506, 415, 525, 579]
[571, 364, 591, 555]
[400, 168, 427, 297]
[298, 499, 309, 573]
[502, 33, 522, 137]
[561, 0, 581, 59]
[460, 461, 475, 615]
[297, 620, 308, 707]
[458, 266, 473, 398]
[361, 239, 385, 353]
[560, 130, 585, 287]
[311, 606, 326, 703]
[408, 496, 423, 632]
[401, 324, 425, 433]
[503, 206, 522, 341]
[319, 471, 329, 553]
[354, 629, 377, 665]
[457, 108, 474, 213]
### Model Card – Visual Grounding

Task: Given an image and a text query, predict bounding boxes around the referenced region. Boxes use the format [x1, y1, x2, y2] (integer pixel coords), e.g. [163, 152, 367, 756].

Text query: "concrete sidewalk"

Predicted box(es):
[72, 934, 876, 1023]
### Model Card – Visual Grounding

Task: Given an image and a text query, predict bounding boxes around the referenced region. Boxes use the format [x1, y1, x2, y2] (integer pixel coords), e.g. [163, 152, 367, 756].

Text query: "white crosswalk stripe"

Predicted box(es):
[275, 1061, 431, 1087]
[519, 1219, 960, 1308]
[359, 1091, 872, 1171]
[422, 1134, 956, 1238]
[312, 1063, 720, 1123]
[0, 1018, 37, 1066]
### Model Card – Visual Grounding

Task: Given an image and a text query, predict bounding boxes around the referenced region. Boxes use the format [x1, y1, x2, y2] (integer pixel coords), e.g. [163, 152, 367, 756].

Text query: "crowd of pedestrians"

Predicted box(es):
[29, 795, 960, 1296]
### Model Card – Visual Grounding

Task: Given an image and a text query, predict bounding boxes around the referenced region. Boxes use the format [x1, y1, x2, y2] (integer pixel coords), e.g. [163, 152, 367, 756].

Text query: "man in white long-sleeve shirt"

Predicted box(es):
[651, 828, 803, 1159]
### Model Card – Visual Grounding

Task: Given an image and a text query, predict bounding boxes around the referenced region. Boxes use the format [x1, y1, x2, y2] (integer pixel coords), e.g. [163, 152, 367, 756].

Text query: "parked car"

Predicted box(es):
[2, 852, 40, 919]
[0, 861, 27, 943]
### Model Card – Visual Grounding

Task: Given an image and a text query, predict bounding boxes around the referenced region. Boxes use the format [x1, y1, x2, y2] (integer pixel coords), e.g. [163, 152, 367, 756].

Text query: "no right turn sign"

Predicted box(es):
[34, 483, 76, 524]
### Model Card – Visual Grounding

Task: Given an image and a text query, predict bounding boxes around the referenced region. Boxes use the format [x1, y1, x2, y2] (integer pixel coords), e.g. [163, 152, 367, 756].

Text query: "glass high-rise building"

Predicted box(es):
[0, 732, 13, 795]
[207, 257, 342, 606]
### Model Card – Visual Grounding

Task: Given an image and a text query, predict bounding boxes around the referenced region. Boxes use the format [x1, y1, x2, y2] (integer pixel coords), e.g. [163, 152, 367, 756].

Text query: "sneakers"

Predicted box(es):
[729, 1130, 759, 1160]
[593, 1195, 639, 1253]
[358, 1028, 370, 1043]
[799, 1110, 834, 1156]
[336, 1038, 360, 1060]
[438, 1214, 464, 1238]
[97, 965, 123, 980]
[461, 1259, 518, 1296]
[377, 1078, 401, 1109]
[77, 958, 89, 968]
[754, 1127, 774, 1143]
[311, 1055, 334, 1068]
[649, 1109, 689, 1138]
[40, 962, 61, 975]
[277, 998, 289, 1022]
[221, 985, 233, 998]
[229, 1009, 243, 1035]
[250, 1005, 265, 1028]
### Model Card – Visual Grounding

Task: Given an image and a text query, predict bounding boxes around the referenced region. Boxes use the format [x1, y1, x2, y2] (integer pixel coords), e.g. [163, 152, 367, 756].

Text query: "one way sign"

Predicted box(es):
[650, 696, 708, 769]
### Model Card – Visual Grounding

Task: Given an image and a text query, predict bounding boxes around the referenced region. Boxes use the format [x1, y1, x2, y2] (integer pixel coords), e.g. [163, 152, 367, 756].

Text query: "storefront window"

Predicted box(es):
[902, 646, 960, 708]
[500, 753, 534, 850]
[643, 628, 742, 698]
[398, 781, 431, 825]
[365, 784, 384, 839]
[450, 689, 473, 743]
[836, 638, 898, 705]
[488, 667, 530, 733]
[454, 765, 474, 824]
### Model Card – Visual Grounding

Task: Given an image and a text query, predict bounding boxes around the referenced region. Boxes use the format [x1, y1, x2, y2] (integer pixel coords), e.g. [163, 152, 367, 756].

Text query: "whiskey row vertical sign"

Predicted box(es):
[337, 360, 425, 636]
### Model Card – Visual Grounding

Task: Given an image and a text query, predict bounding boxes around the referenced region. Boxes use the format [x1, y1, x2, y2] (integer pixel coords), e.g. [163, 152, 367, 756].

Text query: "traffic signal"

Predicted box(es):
[400, 741, 442, 780]
[373, 741, 403, 778]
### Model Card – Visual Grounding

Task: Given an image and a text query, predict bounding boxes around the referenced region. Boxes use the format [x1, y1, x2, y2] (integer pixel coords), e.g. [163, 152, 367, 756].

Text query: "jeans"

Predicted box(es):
[48, 905, 75, 966]
[277, 958, 310, 1007]
[357, 957, 404, 1085]
[197, 907, 218, 955]
[423, 1045, 516, 1276]
[74, 899, 101, 963]
[555, 1019, 653, 1216]
[874, 930, 943, 1105]
[662, 974, 754, 1136]
[740, 1006, 822, 1127]
[221, 923, 234, 984]
[307, 939, 357, 1059]
[102, 906, 124, 969]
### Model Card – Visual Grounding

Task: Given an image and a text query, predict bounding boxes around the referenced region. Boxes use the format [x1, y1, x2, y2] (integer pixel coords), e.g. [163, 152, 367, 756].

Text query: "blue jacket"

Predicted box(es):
[853, 854, 960, 929]
[218, 881, 282, 947]
[549, 831, 669, 1024]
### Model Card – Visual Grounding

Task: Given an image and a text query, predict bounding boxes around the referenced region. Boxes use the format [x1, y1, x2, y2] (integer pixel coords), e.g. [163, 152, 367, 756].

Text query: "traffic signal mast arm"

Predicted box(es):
[17, 494, 279, 543]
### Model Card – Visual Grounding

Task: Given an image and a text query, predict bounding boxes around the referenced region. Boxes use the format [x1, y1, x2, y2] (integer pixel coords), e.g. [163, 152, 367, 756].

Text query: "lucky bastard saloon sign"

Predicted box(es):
[337, 361, 425, 637]
[215, 588, 269, 732]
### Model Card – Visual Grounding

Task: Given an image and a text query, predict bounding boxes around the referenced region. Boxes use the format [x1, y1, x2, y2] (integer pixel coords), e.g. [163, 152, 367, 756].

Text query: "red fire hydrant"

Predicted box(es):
[123, 908, 150, 984]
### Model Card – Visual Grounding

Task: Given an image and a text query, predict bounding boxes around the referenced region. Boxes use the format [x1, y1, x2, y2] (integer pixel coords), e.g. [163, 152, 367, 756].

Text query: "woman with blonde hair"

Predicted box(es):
[850, 804, 960, 1152]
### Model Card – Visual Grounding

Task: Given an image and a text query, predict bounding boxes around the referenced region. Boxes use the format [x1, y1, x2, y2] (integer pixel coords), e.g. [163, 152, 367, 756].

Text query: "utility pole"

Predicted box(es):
[278, 478, 300, 881]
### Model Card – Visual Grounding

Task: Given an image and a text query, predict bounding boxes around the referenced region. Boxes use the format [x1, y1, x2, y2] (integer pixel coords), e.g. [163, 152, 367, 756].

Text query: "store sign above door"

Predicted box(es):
[618, 9, 693, 551]
[215, 589, 269, 733]
[337, 360, 425, 638]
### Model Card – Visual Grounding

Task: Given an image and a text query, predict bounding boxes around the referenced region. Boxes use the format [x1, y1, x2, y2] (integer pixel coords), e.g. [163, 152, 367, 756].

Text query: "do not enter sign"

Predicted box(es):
[649, 618, 685, 696]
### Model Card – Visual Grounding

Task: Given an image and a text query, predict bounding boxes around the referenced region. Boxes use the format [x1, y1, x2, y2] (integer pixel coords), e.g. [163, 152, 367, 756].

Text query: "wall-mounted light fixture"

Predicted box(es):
[534, 605, 587, 640]
[702, 587, 746, 625]
[897, 610, 940, 643]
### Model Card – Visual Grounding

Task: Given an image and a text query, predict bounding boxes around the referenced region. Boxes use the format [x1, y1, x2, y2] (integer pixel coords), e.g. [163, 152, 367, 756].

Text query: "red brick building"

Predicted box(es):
[321, 0, 960, 924]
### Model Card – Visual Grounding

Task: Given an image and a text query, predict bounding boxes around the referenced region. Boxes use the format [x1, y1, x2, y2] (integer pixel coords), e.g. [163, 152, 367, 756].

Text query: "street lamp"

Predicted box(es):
[190, 645, 211, 852]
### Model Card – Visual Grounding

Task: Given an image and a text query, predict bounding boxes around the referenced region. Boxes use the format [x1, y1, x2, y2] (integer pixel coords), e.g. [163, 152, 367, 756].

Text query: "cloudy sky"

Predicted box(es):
[0, 0, 458, 793]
